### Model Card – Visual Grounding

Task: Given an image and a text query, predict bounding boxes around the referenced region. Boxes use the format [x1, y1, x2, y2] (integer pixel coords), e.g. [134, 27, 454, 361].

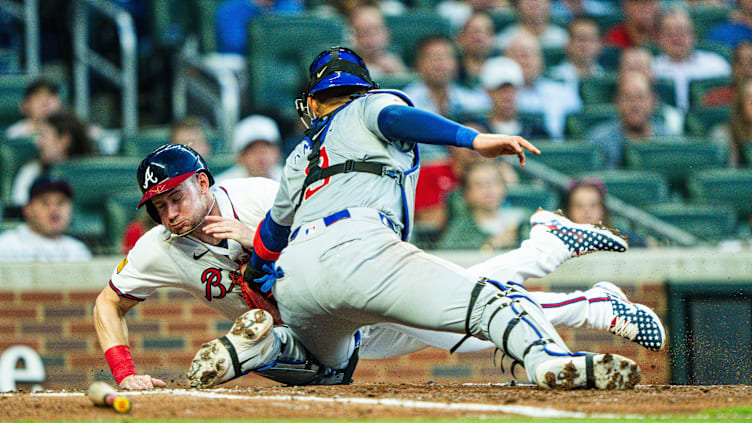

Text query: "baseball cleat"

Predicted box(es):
[530, 209, 628, 257]
[187, 309, 276, 388]
[535, 353, 640, 390]
[594, 281, 666, 351]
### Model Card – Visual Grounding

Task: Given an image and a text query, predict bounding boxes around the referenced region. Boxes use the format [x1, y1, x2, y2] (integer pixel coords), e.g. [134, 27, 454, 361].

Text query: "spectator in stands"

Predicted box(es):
[11, 110, 95, 207]
[549, 16, 605, 92]
[480, 56, 550, 139]
[437, 159, 524, 250]
[496, 0, 569, 50]
[619, 47, 684, 134]
[700, 41, 752, 107]
[216, 114, 282, 181]
[711, 77, 752, 166]
[505, 32, 581, 139]
[348, 5, 408, 79]
[588, 72, 672, 168]
[0, 176, 92, 262]
[5, 78, 62, 140]
[456, 12, 497, 87]
[215, 0, 303, 55]
[414, 120, 518, 238]
[653, 6, 732, 113]
[170, 117, 212, 158]
[403, 36, 491, 161]
[562, 178, 647, 247]
[603, 0, 660, 48]
[707, 0, 752, 48]
[414, 145, 481, 238]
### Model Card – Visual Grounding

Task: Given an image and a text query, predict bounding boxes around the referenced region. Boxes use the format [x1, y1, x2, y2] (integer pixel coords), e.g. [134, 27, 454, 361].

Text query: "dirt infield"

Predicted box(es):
[3, 384, 752, 420]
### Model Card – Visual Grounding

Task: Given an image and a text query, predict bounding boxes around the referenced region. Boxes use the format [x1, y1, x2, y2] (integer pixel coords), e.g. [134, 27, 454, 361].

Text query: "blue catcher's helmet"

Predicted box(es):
[306, 46, 377, 95]
[136, 144, 214, 223]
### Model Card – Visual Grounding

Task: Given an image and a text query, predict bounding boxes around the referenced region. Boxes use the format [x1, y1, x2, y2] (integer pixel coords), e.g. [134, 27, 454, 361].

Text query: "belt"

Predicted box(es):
[290, 208, 397, 240]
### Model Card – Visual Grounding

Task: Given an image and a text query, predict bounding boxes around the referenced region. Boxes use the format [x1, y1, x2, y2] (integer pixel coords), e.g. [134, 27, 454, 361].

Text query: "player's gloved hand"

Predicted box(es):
[253, 263, 284, 293]
[119, 374, 166, 390]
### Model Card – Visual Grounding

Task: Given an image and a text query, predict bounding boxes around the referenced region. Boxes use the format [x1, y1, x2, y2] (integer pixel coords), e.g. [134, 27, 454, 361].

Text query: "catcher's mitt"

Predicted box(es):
[230, 259, 282, 324]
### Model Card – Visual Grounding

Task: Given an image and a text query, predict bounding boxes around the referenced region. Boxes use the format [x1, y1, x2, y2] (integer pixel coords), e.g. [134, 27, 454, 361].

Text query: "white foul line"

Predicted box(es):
[11, 389, 586, 419]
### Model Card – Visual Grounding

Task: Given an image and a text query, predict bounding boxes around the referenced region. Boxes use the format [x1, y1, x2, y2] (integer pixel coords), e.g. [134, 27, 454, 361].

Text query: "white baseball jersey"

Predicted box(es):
[109, 178, 278, 321]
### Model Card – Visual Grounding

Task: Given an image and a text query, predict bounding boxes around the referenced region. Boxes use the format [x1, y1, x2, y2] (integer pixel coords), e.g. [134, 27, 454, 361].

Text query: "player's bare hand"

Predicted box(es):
[119, 374, 166, 390]
[202, 216, 255, 249]
[471, 134, 540, 166]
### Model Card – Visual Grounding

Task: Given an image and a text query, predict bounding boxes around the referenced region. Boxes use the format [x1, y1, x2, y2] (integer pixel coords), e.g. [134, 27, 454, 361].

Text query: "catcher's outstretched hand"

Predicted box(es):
[119, 374, 166, 390]
[471, 134, 541, 166]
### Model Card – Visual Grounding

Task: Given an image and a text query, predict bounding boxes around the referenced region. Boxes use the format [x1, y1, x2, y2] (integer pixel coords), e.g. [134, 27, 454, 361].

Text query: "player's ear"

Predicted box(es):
[196, 172, 211, 193]
[307, 96, 320, 117]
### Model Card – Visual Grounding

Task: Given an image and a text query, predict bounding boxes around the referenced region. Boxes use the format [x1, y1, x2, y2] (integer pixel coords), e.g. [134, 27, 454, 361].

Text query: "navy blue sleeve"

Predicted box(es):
[377, 105, 479, 149]
[250, 211, 290, 271]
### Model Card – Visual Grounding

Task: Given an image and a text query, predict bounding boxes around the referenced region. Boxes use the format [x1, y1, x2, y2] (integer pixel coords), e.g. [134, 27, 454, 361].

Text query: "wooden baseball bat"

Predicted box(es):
[86, 381, 131, 414]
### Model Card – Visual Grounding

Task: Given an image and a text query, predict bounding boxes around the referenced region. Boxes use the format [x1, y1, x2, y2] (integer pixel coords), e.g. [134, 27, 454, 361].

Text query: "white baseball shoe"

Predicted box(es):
[594, 281, 666, 351]
[530, 209, 629, 257]
[187, 309, 277, 388]
[535, 352, 641, 389]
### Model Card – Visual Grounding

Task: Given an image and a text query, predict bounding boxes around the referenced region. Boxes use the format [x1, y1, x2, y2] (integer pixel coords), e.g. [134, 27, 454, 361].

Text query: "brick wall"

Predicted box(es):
[0, 280, 670, 390]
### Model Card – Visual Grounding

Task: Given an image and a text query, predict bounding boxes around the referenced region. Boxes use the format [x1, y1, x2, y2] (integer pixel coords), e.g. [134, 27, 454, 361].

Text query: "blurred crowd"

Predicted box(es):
[1, 0, 751, 257]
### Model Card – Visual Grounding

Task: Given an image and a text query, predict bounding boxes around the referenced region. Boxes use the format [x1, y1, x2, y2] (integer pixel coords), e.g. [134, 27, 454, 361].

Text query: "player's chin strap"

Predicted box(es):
[168, 194, 217, 239]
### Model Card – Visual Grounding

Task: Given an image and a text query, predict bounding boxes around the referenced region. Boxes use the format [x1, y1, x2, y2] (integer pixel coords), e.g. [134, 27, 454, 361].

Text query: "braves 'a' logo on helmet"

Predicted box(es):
[142, 166, 159, 189]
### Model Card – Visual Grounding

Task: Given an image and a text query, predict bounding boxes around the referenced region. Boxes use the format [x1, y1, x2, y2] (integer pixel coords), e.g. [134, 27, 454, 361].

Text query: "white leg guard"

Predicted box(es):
[464, 279, 575, 385]
[464, 279, 641, 389]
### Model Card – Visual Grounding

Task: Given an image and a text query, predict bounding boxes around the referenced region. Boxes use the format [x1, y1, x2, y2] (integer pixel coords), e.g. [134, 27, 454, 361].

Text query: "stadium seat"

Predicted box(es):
[374, 73, 419, 91]
[689, 76, 733, 110]
[0, 72, 68, 128]
[691, 4, 733, 40]
[488, 10, 518, 34]
[530, 141, 604, 176]
[206, 153, 236, 175]
[655, 78, 677, 108]
[505, 183, 560, 212]
[579, 73, 618, 105]
[50, 157, 142, 250]
[565, 104, 618, 138]
[247, 14, 345, 119]
[121, 126, 225, 156]
[543, 46, 566, 68]
[598, 47, 621, 72]
[688, 169, 752, 220]
[624, 137, 728, 188]
[696, 39, 734, 63]
[384, 11, 452, 67]
[685, 106, 730, 136]
[0, 137, 38, 205]
[647, 202, 737, 242]
[581, 170, 669, 207]
[104, 188, 144, 252]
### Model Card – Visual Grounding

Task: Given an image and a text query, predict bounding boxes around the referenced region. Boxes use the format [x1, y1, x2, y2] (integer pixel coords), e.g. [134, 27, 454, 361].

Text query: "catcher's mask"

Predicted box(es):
[136, 144, 214, 223]
[295, 46, 378, 128]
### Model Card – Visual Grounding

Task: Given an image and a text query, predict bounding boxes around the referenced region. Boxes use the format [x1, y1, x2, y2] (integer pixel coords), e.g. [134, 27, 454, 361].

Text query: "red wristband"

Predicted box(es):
[104, 345, 137, 385]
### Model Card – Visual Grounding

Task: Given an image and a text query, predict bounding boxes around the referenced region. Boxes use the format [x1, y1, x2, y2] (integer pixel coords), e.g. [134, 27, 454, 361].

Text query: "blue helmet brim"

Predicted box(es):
[310, 72, 373, 94]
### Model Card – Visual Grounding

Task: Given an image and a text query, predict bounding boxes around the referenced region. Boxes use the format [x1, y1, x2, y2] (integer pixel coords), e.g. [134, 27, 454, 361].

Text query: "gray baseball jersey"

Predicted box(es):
[272, 93, 419, 238]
